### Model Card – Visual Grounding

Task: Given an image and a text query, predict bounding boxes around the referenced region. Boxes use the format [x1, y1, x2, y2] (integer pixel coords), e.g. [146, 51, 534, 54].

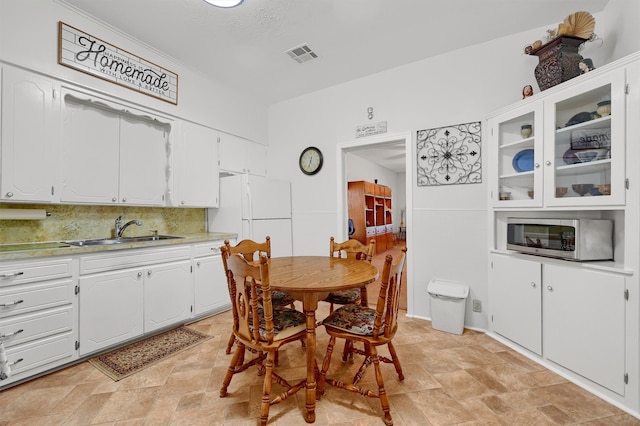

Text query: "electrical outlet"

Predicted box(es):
[472, 299, 482, 313]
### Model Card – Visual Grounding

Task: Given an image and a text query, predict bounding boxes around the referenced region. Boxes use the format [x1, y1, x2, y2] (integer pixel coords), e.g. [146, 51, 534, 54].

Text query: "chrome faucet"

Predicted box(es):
[115, 215, 143, 238]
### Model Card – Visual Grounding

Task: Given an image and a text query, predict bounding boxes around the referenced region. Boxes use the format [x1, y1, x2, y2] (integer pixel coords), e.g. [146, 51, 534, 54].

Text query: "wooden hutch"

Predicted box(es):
[347, 180, 393, 252]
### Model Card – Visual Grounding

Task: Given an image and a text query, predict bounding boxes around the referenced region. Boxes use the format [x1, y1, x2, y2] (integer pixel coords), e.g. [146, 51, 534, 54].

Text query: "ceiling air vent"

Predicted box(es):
[285, 44, 318, 64]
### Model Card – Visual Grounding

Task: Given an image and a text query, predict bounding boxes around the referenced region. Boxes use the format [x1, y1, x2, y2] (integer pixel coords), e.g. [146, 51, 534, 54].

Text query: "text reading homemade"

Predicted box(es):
[58, 22, 178, 105]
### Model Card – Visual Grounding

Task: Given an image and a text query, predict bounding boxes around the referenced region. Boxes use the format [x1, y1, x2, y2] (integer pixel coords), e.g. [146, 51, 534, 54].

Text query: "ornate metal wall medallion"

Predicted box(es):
[416, 121, 482, 186]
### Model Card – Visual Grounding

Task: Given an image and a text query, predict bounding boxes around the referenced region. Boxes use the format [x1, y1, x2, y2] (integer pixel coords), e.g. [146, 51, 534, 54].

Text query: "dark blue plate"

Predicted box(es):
[512, 149, 534, 172]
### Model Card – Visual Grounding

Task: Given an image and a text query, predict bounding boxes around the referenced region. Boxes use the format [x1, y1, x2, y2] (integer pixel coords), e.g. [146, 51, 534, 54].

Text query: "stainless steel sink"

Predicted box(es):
[64, 235, 183, 247]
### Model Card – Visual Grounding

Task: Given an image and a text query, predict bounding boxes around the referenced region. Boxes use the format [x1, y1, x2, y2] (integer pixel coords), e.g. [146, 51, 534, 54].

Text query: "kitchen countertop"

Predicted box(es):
[0, 232, 237, 261]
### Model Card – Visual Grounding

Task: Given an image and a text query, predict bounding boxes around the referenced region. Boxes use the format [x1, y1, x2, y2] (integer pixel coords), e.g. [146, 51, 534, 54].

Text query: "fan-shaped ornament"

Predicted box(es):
[566, 11, 595, 39]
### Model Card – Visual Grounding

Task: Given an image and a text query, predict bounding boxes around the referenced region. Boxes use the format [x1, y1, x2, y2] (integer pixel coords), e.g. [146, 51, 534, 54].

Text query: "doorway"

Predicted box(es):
[336, 132, 413, 314]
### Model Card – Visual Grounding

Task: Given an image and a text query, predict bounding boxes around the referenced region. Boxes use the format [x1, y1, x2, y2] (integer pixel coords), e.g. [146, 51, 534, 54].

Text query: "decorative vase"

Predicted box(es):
[532, 36, 588, 91]
[521, 124, 532, 138]
[597, 100, 611, 116]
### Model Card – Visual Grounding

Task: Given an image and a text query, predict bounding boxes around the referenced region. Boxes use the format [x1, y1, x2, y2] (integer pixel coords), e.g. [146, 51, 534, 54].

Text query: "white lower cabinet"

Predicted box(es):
[491, 253, 627, 395]
[193, 241, 231, 316]
[0, 258, 77, 387]
[78, 267, 144, 356]
[77, 246, 192, 356]
[544, 263, 626, 395]
[143, 260, 192, 333]
[490, 255, 542, 355]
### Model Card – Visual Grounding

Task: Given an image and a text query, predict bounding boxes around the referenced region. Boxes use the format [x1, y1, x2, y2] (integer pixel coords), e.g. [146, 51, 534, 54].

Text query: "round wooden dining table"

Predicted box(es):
[268, 256, 379, 423]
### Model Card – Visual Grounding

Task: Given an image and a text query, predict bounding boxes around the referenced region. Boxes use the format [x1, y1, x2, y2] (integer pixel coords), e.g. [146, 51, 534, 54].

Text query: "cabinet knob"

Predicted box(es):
[547, 285, 553, 291]
[545, 160, 551, 166]
[112, 197, 117, 202]
[122, 198, 127, 203]
[181, 200, 185, 205]
[535, 163, 540, 168]
[530, 282, 536, 288]
[196, 261, 201, 267]
[147, 270, 152, 277]
[5, 192, 13, 198]
[137, 272, 143, 278]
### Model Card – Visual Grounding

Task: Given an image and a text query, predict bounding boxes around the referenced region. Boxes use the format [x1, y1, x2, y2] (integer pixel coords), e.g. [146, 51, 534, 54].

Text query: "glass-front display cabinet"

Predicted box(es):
[490, 103, 543, 207]
[543, 68, 626, 206]
[489, 67, 626, 207]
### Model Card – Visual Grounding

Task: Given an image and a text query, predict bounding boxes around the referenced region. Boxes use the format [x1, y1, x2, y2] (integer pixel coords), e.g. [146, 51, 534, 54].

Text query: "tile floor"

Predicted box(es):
[1, 302, 639, 425]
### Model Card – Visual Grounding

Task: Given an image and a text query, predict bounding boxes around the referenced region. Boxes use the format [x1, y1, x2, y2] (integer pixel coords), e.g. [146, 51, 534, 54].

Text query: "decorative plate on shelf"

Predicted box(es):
[512, 149, 535, 172]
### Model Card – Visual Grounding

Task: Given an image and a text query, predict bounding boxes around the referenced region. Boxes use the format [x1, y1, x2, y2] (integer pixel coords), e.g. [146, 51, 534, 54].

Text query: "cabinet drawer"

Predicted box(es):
[193, 240, 226, 258]
[0, 258, 73, 287]
[0, 279, 75, 318]
[4, 331, 75, 377]
[0, 305, 74, 348]
[80, 245, 191, 274]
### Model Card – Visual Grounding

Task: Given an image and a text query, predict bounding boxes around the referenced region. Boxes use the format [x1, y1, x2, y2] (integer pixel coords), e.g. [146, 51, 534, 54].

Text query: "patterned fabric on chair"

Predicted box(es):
[318, 247, 407, 426]
[222, 237, 298, 355]
[219, 250, 307, 426]
[324, 237, 376, 312]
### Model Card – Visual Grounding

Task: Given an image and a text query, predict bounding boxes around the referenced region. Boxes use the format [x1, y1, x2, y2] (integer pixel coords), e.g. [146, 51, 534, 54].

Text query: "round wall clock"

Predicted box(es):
[299, 146, 323, 175]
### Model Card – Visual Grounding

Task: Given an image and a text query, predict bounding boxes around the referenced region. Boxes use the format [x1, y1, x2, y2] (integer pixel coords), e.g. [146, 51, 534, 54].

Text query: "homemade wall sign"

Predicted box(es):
[58, 22, 178, 105]
[416, 121, 482, 186]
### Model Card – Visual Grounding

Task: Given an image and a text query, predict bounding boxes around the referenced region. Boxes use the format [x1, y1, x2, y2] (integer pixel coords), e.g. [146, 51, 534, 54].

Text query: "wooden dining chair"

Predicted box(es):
[222, 237, 296, 355]
[219, 250, 307, 425]
[325, 237, 376, 312]
[317, 247, 407, 426]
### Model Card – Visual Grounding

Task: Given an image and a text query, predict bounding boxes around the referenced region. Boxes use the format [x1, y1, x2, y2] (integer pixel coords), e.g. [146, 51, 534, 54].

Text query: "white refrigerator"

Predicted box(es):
[207, 174, 293, 257]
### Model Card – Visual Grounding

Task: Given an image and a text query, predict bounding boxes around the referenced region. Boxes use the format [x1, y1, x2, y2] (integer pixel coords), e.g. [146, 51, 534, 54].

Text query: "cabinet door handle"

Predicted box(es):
[0, 329, 24, 338]
[147, 270, 152, 277]
[137, 272, 143, 278]
[0, 272, 24, 278]
[530, 282, 536, 288]
[545, 160, 551, 166]
[196, 261, 201, 267]
[0, 300, 24, 307]
[112, 197, 117, 203]
[5, 192, 13, 198]
[535, 163, 540, 168]
[122, 198, 127, 203]
[211, 247, 220, 254]
[546, 285, 553, 291]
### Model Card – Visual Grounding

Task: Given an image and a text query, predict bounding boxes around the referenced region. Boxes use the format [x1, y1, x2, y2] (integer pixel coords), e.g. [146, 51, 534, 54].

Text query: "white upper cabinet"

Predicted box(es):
[219, 132, 266, 176]
[60, 88, 171, 206]
[119, 113, 170, 206]
[172, 121, 220, 207]
[489, 67, 627, 207]
[61, 91, 120, 204]
[1, 66, 61, 202]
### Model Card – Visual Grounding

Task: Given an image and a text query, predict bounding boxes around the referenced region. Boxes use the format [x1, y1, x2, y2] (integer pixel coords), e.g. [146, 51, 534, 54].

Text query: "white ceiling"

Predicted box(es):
[60, 0, 610, 173]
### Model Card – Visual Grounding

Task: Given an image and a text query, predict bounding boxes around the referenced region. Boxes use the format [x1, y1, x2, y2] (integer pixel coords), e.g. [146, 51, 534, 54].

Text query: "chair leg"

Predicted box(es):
[342, 339, 354, 363]
[387, 341, 404, 381]
[259, 351, 276, 426]
[225, 332, 236, 354]
[317, 335, 336, 398]
[370, 345, 393, 426]
[220, 341, 245, 397]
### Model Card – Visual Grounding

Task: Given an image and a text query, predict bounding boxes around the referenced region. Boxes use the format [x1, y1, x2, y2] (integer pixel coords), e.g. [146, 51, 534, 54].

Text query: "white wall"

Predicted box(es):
[0, 0, 268, 143]
[267, 1, 640, 330]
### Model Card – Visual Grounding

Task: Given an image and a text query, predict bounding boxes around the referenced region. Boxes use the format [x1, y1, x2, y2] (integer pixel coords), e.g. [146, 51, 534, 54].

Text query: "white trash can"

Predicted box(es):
[427, 279, 469, 335]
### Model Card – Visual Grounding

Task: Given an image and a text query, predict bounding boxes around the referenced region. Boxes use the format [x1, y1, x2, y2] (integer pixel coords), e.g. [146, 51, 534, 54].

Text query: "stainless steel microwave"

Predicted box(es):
[506, 218, 613, 261]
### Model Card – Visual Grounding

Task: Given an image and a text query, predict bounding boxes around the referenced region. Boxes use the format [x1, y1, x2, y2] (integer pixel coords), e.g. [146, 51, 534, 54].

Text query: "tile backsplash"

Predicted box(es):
[0, 204, 206, 244]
